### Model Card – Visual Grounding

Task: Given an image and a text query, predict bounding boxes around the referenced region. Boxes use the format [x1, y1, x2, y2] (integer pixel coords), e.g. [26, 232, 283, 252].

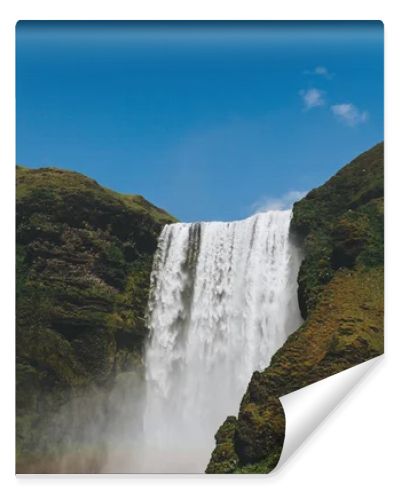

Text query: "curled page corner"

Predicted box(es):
[276, 355, 383, 470]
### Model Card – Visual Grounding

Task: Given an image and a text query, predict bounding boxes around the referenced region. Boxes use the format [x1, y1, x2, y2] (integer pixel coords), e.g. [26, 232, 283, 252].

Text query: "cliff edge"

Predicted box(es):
[16, 166, 176, 472]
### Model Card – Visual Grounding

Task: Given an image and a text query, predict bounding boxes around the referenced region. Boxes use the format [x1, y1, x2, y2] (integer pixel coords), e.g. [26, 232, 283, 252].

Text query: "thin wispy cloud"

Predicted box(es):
[331, 103, 368, 126]
[304, 65, 334, 79]
[251, 190, 307, 214]
[299, 88, 325, 110]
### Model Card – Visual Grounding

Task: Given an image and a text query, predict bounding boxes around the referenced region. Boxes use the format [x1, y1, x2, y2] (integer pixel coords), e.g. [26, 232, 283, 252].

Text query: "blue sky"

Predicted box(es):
[16, 21, 383, 222]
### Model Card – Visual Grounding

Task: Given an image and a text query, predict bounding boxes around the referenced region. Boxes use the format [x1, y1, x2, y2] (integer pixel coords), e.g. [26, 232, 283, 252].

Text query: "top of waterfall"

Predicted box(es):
[168, 209, 293, 227]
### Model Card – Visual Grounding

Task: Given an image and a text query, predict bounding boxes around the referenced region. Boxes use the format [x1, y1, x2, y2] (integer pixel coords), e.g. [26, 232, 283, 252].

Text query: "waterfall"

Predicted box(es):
[132, 210, 302, 472]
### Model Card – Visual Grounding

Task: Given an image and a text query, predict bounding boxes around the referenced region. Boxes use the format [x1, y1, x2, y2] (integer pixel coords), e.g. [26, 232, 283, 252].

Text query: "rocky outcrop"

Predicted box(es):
[16, 166, 176, 472]
[206, 142, 384, 473]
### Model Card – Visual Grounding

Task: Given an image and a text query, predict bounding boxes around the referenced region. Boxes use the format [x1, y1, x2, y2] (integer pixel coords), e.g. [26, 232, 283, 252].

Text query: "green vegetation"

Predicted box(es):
[16, 165, 176, 472]
[206, 142, 384, 474]
[291, 142, 383, 318]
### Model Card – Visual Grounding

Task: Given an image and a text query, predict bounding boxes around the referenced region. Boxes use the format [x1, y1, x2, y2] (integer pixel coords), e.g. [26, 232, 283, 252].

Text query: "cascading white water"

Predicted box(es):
[134, 210, 302, 472]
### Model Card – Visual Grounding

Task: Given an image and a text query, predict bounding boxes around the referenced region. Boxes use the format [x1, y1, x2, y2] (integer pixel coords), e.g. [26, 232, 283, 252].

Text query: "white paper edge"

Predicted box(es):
[275, 354, 383, 470]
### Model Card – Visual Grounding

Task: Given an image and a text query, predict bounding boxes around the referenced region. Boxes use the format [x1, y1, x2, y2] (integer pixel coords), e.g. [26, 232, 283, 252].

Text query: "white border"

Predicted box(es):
[1, 2, 399, 499]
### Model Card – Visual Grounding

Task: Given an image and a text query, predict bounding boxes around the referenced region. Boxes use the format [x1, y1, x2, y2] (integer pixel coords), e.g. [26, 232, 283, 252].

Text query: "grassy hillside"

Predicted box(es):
[16, 166, 176, 472]
[206, 142, 384, 473]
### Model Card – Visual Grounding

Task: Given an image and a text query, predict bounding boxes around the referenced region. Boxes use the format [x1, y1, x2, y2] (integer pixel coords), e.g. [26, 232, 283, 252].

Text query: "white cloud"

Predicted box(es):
[304, 66, 334, 79]
[299, 88, 325, 110]
[251, 190, 307, 214]
[331, 103, 368, 126]
[314, 66, 334, 79]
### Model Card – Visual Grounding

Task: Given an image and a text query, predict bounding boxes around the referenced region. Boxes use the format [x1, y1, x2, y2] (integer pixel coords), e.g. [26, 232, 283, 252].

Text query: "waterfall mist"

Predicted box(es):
[104, 210, 302, 472]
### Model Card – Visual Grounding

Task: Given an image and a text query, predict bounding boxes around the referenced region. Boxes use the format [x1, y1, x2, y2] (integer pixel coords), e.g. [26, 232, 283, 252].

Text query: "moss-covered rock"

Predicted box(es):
[206, 142, 384, 474]
[291, 142, 383, 318]
[206, 416, 239, 473]
[16, 165, 176, 472]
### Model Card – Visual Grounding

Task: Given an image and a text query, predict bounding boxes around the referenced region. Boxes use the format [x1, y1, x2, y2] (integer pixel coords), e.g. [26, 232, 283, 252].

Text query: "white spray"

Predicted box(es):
[124, 210, 303, 472]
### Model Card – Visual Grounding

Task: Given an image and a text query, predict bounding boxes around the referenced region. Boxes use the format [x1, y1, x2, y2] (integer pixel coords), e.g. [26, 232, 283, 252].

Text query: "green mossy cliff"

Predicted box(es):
[16, 166, 176, 472]
[206, 142, 384, 473]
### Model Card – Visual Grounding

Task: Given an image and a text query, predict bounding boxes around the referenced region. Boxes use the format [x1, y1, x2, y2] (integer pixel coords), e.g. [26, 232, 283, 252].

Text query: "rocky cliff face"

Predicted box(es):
[16, 166, 176, 472]
[206, 142, 384, 473]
